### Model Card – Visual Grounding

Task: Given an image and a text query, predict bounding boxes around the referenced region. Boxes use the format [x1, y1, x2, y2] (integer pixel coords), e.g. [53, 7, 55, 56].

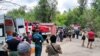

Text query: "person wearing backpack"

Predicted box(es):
[46, 35, 62, 56]
[32, 29, 44, 56]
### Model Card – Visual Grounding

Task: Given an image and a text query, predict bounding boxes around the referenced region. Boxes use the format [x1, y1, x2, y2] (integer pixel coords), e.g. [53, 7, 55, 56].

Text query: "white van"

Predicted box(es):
[15, 18, 26, 35]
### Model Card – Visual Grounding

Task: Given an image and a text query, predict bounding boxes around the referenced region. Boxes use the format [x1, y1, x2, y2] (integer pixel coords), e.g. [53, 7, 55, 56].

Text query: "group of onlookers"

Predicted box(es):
[57, 25, 96, 49]
[0, 27, 62, 56]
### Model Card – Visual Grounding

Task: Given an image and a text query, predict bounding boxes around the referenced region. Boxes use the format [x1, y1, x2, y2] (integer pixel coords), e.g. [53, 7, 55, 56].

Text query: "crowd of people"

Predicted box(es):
[56, 25, 96, 49]
[0, 24, 96, 56]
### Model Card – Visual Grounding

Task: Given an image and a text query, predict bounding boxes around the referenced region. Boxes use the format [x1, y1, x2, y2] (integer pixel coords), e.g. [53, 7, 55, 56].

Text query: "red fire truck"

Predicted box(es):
[25, 21, 57, 35]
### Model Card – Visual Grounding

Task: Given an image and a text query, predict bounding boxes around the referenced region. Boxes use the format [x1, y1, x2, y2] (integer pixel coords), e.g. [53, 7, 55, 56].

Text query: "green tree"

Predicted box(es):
[65, 8, 81, 26]
[91, 0, 100, 31]
[78, 0, 87, 15]
[7, 6, 25, 18]
[54, 11, 67, 26]
[6, 6, 35, 21]
[34, 0, 57, 22]
[65, 0, 87, 27]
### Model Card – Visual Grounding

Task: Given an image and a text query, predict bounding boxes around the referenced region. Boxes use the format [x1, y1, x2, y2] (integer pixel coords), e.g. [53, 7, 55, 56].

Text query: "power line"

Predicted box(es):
[0, 0, 32, 11]
[0, 0, 21, 6]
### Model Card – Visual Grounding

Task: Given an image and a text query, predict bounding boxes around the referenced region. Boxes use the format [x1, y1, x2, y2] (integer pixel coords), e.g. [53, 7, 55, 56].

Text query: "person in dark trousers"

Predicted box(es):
[75, 29, 80, 39]
[3, 32, 20, 56]
[63, 28, 68, 38]
[32, 29, 44, 56]
[73, 25, 80, 39]
[72, 29, 75, 38]
[59, 29, 63, 42]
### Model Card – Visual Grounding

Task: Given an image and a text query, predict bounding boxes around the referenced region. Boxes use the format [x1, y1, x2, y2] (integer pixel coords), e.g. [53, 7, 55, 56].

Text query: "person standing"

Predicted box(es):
[3, 32, 20, 56]
[73, 25, 80, 39]
[72, 29, 75, 38]
[32, 29, 44, 56]
[46, 35, 62, 56]
[87, 29, 95, 49]
[81, 30, 86, 47]
[68, 29, 72, 41]
[58, 29, 64, 42]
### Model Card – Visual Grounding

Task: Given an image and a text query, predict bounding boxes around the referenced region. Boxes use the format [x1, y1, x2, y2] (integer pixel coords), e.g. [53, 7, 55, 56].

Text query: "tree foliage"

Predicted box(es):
[6, 6, 35, 21]
[78, 0, 87, 15]
[7, 7, 25, 18]
[54, 11, 67, 26]
[34, 0, 57, 22]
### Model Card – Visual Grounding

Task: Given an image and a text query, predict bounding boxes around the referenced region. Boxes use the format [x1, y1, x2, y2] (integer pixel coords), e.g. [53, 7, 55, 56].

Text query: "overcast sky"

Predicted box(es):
[0, 0, 92, 15]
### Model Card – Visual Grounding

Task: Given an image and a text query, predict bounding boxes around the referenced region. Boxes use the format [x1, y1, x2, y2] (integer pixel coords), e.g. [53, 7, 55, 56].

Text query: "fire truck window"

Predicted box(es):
[18, 25, 24, 28]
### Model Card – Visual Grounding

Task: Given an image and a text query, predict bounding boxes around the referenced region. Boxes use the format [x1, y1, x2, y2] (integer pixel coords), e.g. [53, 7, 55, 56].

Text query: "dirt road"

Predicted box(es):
[41, 38, 100, 56]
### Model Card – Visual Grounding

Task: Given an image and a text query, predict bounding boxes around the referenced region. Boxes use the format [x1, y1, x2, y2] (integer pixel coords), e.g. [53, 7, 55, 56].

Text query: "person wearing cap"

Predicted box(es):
[17, 41, 31, 56]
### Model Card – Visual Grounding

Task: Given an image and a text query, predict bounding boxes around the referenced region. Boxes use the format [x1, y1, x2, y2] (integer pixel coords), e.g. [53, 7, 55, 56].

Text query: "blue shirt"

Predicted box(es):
[6, 35, 13, 41]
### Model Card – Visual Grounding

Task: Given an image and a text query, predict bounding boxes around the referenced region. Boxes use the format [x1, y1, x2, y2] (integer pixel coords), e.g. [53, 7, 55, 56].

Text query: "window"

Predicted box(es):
[0, 24, 4, 37]
[18, 25, 24, 28]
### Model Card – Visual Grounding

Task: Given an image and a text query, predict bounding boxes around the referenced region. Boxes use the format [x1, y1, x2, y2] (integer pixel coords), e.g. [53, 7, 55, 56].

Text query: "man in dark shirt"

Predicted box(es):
[3, 32, 20, 56]
[6, 38, 20, 51]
